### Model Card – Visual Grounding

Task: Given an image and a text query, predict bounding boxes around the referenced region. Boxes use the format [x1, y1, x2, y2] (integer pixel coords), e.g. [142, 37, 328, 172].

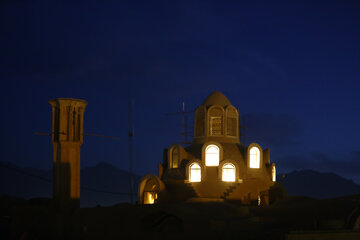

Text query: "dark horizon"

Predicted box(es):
[1, 1, 360, 183]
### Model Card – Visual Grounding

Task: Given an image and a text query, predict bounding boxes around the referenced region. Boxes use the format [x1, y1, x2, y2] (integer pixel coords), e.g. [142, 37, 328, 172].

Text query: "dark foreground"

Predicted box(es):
[2, 195, 360, 240]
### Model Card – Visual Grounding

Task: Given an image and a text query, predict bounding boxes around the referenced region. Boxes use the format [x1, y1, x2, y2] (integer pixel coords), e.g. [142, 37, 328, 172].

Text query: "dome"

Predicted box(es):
[202, 91, 231, 107]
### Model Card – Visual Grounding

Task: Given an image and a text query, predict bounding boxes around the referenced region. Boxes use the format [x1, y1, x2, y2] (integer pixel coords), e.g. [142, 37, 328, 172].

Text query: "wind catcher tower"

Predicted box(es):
[49, 98, 87, 211]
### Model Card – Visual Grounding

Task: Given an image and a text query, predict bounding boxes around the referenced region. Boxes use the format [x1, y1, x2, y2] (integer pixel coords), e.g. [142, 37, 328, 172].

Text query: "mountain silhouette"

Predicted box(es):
[2, 161, 359, 206]
[278, 170, 360, 199]
[0, 161, 140, 207]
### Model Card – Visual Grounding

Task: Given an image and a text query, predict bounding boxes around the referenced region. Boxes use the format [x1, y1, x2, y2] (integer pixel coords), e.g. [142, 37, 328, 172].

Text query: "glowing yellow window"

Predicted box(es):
[190, 163, 201, 182]
[222, 163, 235, 182]
[205, 145, 219, 166]
[144, 192, 157, 204]
[249, 147, 260, 168]
[272, 165, 276, 182]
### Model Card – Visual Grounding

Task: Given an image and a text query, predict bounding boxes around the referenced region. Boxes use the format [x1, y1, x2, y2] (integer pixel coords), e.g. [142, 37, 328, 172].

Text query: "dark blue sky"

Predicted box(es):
[1, 1, 360, 183]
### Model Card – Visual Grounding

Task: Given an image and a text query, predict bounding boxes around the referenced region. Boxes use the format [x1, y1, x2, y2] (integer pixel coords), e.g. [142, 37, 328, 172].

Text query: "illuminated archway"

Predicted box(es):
[222, 163, 235, 182]
[190, 163, 201, 182]
[205, 144, 219, 166]
[144, 192, 157, 204]
[249, 147, 260, 168]
[138, 174, 164, 204]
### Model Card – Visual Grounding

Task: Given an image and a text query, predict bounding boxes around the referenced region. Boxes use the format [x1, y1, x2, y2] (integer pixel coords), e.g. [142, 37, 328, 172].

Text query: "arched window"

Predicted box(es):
[140, 177, 160, 204]
[272, 165, 276, 182]
[226, 117, 237, 136]
[171, 147, 179, 168]
[226, 107, 238, 137]
[249, 147, 260, 168]
[205, 145, 220, 166]
[209, 107, 223, 136]
[190, 163, 201, 182]
[222, 163, 235, 182]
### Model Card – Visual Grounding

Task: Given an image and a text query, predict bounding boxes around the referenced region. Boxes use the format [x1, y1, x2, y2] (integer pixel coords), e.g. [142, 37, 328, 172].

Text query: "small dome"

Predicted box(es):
[202, 91, 231, 107]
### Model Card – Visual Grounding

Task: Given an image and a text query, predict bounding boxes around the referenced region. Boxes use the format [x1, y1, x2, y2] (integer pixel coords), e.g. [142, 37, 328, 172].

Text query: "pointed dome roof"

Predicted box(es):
[202, 91, 231, 107]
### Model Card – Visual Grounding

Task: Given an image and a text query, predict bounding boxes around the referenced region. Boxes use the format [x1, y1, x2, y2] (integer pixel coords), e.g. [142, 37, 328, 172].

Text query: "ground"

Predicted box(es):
[3, 195, 360, 240]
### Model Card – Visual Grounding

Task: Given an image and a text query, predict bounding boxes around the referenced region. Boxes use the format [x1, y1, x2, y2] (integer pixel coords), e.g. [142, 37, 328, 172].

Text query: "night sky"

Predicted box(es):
[1, 1, 360, 183]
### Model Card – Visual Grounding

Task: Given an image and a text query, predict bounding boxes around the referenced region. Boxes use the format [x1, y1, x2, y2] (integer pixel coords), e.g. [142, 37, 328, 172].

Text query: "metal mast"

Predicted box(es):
[167, 102, 193, 145]
[128, 98, 134, 203]
[181, 102, 186, 144]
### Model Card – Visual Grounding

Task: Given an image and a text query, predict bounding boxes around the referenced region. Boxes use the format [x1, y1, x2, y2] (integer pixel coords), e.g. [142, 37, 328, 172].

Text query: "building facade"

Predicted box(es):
[139, 91, 276, 205]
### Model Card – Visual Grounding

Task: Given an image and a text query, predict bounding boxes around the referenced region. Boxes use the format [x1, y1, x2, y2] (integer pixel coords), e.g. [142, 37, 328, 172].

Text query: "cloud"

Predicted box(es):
[241, 113, 301, 148]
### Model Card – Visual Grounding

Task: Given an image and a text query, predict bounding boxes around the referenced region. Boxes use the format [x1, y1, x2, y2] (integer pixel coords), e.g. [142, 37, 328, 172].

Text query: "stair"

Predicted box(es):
[165, 180, 199, 201]
[185, 182, 200, 198]
[221, 182, 240, 199]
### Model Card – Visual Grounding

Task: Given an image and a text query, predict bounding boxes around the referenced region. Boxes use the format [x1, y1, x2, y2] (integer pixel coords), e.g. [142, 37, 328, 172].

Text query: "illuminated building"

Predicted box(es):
[139, 91, 276, 205]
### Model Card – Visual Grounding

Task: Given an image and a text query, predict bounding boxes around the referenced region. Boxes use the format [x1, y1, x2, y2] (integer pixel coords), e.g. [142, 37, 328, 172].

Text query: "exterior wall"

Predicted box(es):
[158, 140, 274, 203]
[263, 148, 270, 165]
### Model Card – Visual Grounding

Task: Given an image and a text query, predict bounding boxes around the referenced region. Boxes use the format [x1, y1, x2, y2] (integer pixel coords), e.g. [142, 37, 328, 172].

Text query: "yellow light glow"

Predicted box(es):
[144, 192, 157, 204]
[205, 145, 219, 166]
[222, 163, 235, 182]
[190, 163, 201, 182]
[272, 165, 276, 182]
[148, 193, 154, 204]
[249, 147, 260, 168]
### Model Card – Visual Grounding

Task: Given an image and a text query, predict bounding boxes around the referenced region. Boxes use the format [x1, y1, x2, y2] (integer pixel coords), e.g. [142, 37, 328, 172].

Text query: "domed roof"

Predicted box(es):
[202, 91, 231, 107]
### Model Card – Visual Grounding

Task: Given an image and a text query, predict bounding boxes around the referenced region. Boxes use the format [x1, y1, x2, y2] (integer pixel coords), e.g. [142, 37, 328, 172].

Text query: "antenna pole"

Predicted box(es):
[128, 98, 134, 203]
[166, 102, 193, 145]
[182, 102, 185, 144]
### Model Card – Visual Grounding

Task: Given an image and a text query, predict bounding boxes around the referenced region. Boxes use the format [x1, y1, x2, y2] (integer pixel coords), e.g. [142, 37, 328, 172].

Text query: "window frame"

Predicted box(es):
[225, 106, 238, 137]
[271, 164, 276, 182]
[222, 163, 236, 182]
[207, 105, 224, 137]
[248, 143, 262, 169]
[205, 144, 220, 166]
[171, 147, 179, 168]
[189, 162, 202, 182]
